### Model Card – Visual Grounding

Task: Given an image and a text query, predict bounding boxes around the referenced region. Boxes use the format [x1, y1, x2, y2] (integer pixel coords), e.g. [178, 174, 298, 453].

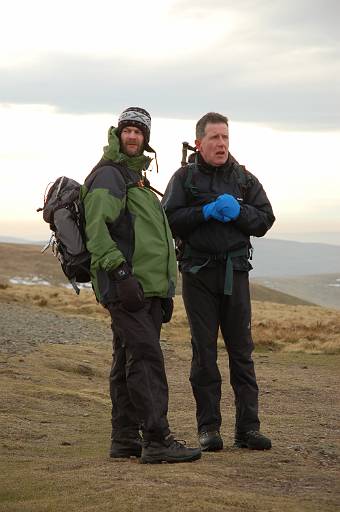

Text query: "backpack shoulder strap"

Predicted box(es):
[232, 162, 253, 200]
[142, 175, 164, 197]
[183, 162, 200, 198]
[84, 159, 139, 190]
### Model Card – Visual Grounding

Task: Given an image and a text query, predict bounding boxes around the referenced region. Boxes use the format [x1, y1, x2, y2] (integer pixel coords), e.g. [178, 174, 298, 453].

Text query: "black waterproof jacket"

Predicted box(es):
[162, 153, 275, 272]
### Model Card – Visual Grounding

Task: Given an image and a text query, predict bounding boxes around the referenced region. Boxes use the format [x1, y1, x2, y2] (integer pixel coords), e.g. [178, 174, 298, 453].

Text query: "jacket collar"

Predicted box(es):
[197, 152, 237, 173]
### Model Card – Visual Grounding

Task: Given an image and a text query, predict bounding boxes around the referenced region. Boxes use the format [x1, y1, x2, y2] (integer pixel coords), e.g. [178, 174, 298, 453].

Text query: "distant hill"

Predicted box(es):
[250, 238, 340, 277]
[253, 274, 340, 309]
[2, 236, 340, 278]
[1, 240, 338, 308]
[249, 281, 315, 306]
[268, 232, 340, 246]
[0, 242, 66, 286]
[0, 242, 313, 308]
[0, 236, 44, 245]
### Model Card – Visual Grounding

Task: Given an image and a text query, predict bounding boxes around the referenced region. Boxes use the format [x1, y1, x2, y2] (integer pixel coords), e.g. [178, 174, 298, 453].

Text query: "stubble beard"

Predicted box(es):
[121, 141, 143, 157]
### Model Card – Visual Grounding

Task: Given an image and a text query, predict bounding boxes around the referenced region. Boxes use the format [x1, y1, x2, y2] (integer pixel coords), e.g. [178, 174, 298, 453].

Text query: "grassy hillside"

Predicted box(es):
[0, 242, 313, 307]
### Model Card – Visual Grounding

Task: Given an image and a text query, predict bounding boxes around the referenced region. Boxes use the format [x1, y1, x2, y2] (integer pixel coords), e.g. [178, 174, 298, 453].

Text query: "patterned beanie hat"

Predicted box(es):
[117, 107, 154, 152]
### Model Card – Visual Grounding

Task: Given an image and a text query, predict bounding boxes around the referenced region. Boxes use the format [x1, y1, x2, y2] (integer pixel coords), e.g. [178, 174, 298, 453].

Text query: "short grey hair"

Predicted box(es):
[196, 112, 229, 139]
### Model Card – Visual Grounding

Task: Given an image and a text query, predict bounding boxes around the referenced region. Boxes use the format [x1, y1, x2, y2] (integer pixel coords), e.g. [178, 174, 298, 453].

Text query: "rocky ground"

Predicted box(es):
[0, 302, 112, 355]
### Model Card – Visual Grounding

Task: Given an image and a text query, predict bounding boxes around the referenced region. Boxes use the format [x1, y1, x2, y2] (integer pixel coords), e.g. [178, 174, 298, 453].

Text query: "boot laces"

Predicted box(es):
[247, 430, 262, 438]
[166, 434, 187, 448]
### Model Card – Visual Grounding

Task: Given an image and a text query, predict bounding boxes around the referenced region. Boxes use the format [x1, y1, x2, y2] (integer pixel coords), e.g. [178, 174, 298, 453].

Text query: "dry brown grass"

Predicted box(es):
[251, 301, 340, 354]
[2, 283, 340, 355]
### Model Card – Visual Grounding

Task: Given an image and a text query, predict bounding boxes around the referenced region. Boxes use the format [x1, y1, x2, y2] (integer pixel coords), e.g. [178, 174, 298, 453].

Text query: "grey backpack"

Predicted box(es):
[38, 176, 91, 293]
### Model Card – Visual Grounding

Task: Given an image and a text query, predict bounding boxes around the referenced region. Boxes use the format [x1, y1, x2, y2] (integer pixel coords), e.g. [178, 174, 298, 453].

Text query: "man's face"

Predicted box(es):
[195, 122, 229, 166]
[120, 126, 144, 156]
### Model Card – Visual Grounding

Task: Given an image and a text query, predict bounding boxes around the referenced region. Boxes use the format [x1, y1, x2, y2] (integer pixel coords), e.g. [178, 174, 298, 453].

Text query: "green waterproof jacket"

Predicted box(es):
[81, 150, 177, 305]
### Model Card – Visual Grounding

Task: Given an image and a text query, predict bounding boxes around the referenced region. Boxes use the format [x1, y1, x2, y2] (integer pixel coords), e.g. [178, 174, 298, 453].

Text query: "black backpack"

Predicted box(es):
[37, 176, 91, 294]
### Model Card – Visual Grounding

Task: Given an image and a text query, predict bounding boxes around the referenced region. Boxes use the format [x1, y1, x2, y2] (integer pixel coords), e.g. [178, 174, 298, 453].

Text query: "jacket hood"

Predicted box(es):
[103, 126, 152, 172]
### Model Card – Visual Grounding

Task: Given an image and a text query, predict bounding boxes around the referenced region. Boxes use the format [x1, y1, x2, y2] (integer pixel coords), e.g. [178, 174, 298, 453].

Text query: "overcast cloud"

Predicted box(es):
[1, 0, 339, 130]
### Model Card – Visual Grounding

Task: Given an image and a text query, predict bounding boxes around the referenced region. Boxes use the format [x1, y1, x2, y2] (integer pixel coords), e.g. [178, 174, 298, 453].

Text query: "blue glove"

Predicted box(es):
[202, 201, 231, 222]
[215, 194, 240, 220]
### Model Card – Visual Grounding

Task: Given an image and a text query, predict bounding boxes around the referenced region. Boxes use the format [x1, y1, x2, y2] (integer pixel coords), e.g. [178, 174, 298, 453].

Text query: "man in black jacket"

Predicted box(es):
[162, 112, 275, 451]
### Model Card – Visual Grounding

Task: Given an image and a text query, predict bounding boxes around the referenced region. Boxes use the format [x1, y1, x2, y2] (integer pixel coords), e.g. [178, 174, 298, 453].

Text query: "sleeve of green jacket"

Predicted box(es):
[83, 167, 126, 273]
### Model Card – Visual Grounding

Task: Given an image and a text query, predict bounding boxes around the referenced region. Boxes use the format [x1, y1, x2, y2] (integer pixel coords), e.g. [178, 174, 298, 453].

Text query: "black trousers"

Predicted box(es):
[182, 267, 260, 435]
[107, 298, 170, 441]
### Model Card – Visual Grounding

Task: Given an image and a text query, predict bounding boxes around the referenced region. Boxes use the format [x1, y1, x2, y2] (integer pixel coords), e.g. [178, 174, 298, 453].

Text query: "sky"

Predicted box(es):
[1, 0, 339, 245]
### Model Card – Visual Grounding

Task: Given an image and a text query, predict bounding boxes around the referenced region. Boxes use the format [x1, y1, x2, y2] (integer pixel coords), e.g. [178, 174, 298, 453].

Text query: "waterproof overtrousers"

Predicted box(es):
[108, 298, 170, 441]
[182, 268, 260, 434]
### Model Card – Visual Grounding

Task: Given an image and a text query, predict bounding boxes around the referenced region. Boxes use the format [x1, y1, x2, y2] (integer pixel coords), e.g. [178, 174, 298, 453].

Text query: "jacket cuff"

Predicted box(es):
[110, 262, 131, 281]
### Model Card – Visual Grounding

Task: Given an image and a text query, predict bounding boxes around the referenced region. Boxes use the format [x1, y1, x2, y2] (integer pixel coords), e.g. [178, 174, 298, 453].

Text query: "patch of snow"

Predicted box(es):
[9, 276, 51, 286]
[62, 282, 92, 290]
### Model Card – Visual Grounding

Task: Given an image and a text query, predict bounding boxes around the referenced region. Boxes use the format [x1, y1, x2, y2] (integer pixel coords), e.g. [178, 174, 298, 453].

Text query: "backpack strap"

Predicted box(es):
[142, 175, 164, 197]
[232, 162, 252, 200]
[86, 159, 164, 197]
[183, 162, 200, 198]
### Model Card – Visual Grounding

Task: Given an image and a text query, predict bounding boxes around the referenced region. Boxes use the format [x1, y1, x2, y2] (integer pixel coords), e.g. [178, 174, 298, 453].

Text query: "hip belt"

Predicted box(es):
[183, 245, 249, 295]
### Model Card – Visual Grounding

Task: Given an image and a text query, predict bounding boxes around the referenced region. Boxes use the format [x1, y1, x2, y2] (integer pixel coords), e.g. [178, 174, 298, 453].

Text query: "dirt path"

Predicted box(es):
[0, 302, 339, 512]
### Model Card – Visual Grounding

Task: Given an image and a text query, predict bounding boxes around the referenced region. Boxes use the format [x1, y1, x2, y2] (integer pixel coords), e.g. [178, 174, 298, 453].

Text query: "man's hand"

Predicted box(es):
[202, 201, 230, 222]
[215, 194, 240, 220]
[111, 262, 144, 312]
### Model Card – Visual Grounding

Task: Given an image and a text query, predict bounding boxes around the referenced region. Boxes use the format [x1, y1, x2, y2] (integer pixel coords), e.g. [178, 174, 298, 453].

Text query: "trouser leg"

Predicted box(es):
[109, 332, 140, 438]
[108, 298, 170, 441]
[182, 270, 221, 433]
[220, 271, 260, 434]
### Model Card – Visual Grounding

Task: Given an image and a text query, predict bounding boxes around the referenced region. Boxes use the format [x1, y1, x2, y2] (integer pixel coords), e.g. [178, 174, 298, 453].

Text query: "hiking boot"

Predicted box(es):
[110, 436, 142, 458]
[199, 430, 223, 452]
[140, 435, 201, 464]
[234, 430, 272, 450]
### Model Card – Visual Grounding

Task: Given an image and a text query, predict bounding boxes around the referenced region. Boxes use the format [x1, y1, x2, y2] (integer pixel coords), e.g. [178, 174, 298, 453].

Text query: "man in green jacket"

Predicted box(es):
[83, 107, 201, 464]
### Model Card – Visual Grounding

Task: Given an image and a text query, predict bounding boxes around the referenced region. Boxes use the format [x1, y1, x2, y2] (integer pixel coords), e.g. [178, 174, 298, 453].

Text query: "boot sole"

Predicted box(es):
[110, 453, 141, 458]
[110, 449, 142, 458]
[140, 451, 202, 464]
[201, 444, 223, 452]
[200, 439, 223, 452]
[234, 441, 271, 450]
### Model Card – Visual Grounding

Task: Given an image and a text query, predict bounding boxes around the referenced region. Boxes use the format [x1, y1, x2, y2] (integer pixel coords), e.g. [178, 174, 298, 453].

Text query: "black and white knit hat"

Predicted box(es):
[117, 107, 154, 153]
